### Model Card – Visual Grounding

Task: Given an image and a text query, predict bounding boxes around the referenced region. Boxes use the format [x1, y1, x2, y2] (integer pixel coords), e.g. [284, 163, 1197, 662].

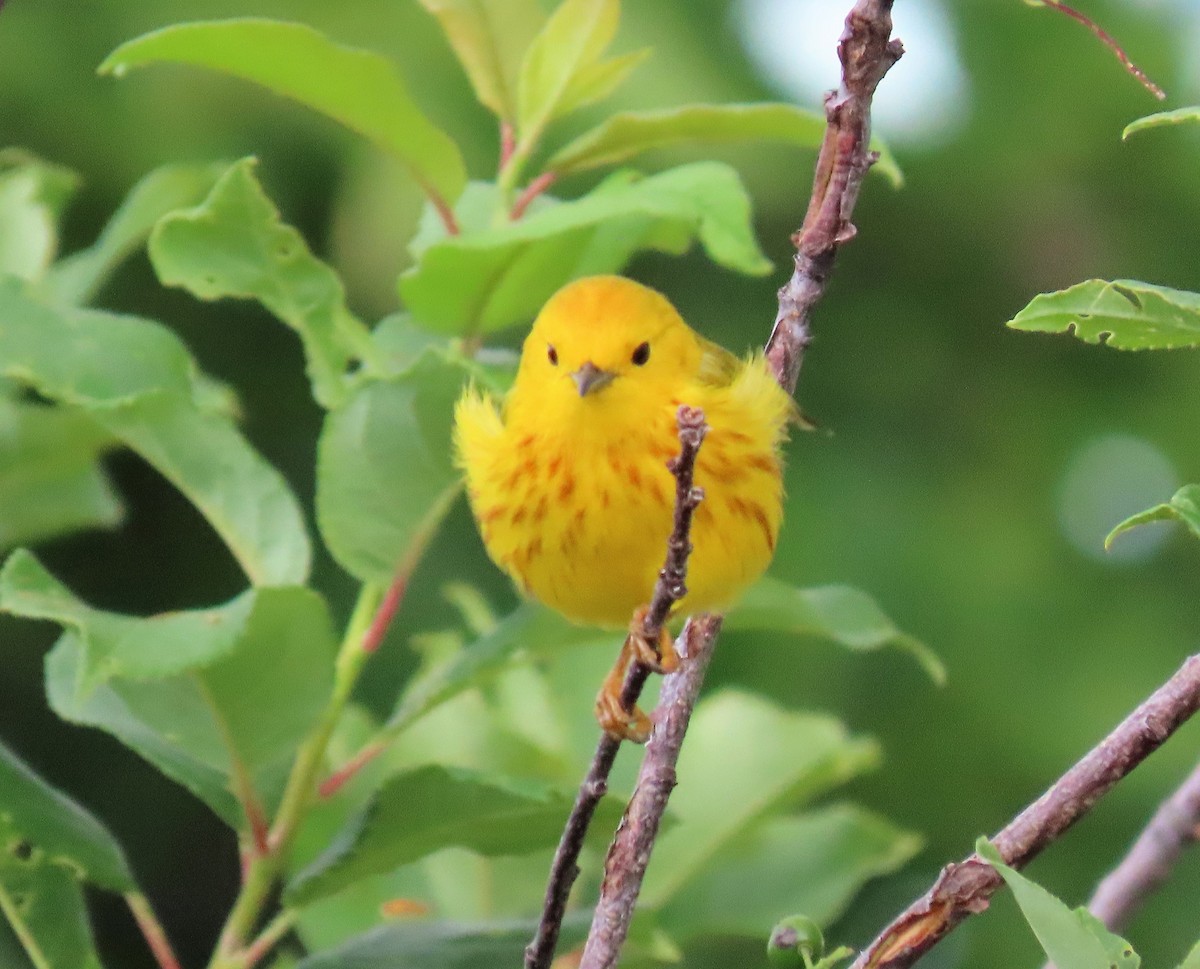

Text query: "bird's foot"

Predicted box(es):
[593, 606, 680, 743]
[627, 605, 679, 675]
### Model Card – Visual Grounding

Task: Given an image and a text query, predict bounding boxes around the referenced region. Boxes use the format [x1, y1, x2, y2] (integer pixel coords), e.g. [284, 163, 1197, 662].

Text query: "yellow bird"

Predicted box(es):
[454, 275, 793, 739]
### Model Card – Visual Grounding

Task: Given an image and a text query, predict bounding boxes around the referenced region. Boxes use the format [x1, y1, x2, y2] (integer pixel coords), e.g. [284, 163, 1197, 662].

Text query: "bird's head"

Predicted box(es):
[513, 276, 700, 421]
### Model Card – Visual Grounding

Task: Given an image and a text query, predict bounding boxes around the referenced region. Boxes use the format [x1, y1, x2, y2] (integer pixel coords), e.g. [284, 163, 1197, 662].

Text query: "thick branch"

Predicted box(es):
[1083, 756, 1200, 932]
[524, 407, 709, 969]
[766, 0, 902, 395]
[579, 615, 723, 969]
[850, 653, 1200, 969]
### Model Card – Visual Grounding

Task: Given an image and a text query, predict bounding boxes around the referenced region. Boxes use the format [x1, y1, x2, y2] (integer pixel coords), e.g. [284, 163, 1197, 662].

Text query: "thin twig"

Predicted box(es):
[1035, 0, 1166, 100]
[579, 614, 723, 969]
[126, 893, 184, 969]
[362, 570, 408, 654]
[767, 0, 903, 396]
[524, 407, 710, 969]
[239, 908, 299, 969]
[850, 653, 1200, 969]
[1081, 756, 1200, 933]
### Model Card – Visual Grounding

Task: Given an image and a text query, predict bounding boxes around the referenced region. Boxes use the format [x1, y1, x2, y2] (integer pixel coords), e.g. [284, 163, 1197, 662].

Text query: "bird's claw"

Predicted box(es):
[592, 606, 680, 743]
[628, 605, 679, 674]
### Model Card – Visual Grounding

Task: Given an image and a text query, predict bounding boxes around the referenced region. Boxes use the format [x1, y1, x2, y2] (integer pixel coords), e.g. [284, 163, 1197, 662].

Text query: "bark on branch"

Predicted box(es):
[850, 653, 1200, 969]
[767, 0, 902, 395]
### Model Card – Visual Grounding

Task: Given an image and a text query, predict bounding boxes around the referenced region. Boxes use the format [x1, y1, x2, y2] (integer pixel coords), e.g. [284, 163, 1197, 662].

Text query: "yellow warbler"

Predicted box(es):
[454, 275, 792, 737]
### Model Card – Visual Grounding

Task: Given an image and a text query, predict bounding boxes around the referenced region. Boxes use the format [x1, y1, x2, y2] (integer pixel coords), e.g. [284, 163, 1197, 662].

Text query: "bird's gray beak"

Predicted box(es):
[571, 361, 616, 397]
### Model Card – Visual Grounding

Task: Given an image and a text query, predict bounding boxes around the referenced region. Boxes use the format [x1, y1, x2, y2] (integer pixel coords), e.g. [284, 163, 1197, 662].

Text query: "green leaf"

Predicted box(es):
[975, 838, 1137, 969]
[149, 158, 375, 408]
[285, 765, 618, 905]
[517, 0, 619, 138]
[383, 602, 603, 739]
[554, 47, 651, 119]
[3, 554, 336, 826]
[2, 550, 334, 746]
[0, 399, 121, 550]
[0, 739, 134, 892]
[316, 355, 464, 584]
[727, 577, 944, 684]
[294, 915, 589, 969]
[656, 804, 921, 941]
[401, 162, 771, 334]
[42, 161, 226, 307]
[0, 151, 79, 282]
[1006, 279, 1200, 350]
[0, 277, 311, 586]
[1106, 484, 1200, 549]
[547, 103, 903, 187]
[100, 19, 467, 206]
[0, 864, 103, 969]
[1177, 939, 1200, 969]
[641, 691, 880, 910]
[417, 0, 545, 121]
[1122, 106, 1200, 140]
[45, 635, 240, 825]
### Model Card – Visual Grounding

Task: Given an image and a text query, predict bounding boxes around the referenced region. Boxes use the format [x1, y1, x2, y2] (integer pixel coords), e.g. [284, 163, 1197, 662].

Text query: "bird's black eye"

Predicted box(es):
[631, 341, 650, 366]
[547, 344, 558, 365]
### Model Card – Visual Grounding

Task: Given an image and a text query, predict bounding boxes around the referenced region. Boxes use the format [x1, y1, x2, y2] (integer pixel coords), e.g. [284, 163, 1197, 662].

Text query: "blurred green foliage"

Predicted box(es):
[1, 1, 1199, 968]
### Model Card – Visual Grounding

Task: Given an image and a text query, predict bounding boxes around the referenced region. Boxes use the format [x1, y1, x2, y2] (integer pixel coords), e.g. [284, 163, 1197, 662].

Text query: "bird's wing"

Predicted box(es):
[695, 335, 744, 388]
[696, 337, 811, 429]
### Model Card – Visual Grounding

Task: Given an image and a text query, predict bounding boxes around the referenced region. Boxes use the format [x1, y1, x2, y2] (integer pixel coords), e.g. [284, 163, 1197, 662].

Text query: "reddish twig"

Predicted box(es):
[318, 738, 385, 798]
[362, 571, 408, 654]
[767, 0, 902, 395]
[579, 614, 722, 969]
[500, 121, 516, 170]
[510, 171, 558, 220]
[524, 407, 709, 969]
[126, 893, 183, 969]
[850, 653, 1200, 969]
[1034, 0, 1166, 100]
[424, 186, 461, 237]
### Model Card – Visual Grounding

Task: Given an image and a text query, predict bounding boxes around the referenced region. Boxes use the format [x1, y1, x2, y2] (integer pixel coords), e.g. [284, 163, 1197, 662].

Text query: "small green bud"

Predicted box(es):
[768, 915, 824, 968]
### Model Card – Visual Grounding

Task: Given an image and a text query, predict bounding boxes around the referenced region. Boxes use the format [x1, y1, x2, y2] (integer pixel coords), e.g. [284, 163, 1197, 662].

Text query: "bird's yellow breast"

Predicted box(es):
[453, 276, 791, 628]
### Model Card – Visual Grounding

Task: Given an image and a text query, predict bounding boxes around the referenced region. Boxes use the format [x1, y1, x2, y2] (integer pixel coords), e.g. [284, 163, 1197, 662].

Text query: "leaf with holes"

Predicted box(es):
[101, 19, 466, 205]
[0, 863, 103, 969]
[1007, 279, 1200, 350]
[0, 739, 134, 892]
[1106, 484, 1200, 549]
[149, 158, 375, 408]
